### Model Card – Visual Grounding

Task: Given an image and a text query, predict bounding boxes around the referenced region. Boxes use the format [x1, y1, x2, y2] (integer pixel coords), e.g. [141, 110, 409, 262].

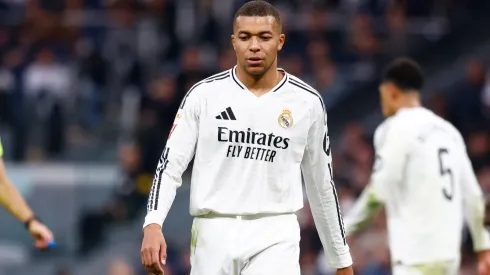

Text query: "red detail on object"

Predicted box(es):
[168, 124, 177, 140]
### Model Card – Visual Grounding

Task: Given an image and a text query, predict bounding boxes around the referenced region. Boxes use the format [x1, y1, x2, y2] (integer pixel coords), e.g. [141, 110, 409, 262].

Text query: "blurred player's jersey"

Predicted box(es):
[0, 137, 3, 157]
[144, 67, 352, 268]
[369, 107, 490, 264]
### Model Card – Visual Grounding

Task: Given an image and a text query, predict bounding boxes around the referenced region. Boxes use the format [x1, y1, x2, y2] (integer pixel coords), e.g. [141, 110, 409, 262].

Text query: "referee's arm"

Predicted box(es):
[0, 142, 35, 224]
[0, 140, 54, 249]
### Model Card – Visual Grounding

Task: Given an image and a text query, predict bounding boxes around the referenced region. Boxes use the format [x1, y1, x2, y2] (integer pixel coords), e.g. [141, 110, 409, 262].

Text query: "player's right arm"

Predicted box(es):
[342, 183, 383, 236]
[143, 87, 201, 229]
[0, 139, 54, 249]
[141, 85, 202, 275]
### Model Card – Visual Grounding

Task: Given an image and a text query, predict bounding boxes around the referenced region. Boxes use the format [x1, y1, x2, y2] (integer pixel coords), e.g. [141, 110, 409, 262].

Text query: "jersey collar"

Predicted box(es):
[231, 65, 289, 93]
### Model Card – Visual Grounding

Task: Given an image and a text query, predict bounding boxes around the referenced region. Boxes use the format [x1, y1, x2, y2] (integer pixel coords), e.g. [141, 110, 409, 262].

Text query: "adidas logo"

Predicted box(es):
[216, 107, 237, 120]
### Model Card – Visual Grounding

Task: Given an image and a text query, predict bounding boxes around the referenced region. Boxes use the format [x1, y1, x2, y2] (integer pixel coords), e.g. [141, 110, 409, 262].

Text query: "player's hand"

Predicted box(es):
[478, 250, 490, 275]
[27, 219, 55, 250]
[141, 224, 167, 275]
[336, 266, 354, 275]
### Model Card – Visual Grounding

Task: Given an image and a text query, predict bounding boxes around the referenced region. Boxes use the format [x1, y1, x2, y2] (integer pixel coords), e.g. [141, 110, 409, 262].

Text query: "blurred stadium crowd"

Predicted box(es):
[0, 0, 490, 274]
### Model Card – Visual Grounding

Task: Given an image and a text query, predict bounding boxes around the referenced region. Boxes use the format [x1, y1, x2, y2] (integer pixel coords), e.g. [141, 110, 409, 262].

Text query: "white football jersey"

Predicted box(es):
[143, 66, 352, 268]
[344, 107, 490, 265]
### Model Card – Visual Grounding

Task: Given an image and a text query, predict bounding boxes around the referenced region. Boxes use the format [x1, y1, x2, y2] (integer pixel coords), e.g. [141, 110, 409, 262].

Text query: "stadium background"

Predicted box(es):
[0, 0, 490, 274]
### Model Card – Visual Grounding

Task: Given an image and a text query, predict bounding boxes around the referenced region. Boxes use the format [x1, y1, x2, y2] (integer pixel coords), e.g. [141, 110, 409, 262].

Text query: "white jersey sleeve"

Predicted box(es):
[459, 139, 490, 251]
[369, 120, 411, 202]
[343, 120, 409, 235]
[300, 99, 352, 269]
[143, 85, 202, 229]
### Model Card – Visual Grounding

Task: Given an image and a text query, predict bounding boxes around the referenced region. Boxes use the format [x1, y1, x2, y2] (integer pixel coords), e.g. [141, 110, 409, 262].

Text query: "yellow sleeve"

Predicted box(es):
[0, 138, 3, 158]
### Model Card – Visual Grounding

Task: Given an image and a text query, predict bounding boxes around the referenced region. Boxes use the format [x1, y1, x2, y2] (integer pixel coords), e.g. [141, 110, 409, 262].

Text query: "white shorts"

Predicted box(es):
[189, 213, 301, 275]
[392, 260, 460, 275]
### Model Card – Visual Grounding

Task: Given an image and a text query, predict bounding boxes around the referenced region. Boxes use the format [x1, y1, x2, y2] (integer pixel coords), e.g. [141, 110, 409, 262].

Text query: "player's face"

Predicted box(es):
[232, 16, 285, 76]
[379, 82, 398, 117]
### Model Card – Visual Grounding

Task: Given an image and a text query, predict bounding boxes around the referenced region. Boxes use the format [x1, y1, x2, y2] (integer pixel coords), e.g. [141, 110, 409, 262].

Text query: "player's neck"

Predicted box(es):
[396, 94, 422, 112]
[235, 64, 283, 97]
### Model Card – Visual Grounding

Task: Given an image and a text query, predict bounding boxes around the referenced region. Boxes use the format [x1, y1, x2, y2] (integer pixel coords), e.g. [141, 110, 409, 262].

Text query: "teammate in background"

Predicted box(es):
[0, 138, 55, 250]
[343, 58, 490, 275]
[141, 1, 353, 274]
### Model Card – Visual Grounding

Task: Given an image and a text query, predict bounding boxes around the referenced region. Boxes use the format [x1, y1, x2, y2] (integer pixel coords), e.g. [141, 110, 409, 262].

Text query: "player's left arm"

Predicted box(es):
[458, 141, 490, 274]
[301, 100, 352, 270]
[459, 143, 490, 252]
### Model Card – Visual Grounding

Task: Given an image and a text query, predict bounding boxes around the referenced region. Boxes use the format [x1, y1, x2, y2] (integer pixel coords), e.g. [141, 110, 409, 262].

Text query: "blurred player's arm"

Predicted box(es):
[301, 101, 352, 270]
[343, 184, 383, 236]
[460, 144, 490, 251]
[143, 88, 201, 229]
[344, 123, 408, 236]
[459, 141, 490, 273]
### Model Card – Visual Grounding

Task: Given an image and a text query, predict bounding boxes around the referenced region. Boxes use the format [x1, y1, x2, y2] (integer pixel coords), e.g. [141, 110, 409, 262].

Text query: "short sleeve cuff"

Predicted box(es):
[474, 232, 490, 252]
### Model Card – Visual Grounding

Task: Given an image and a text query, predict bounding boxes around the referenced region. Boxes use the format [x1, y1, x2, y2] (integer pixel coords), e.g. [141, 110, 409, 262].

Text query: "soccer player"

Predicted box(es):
[140, 1, 354, 275]
[343, 58, 490, 275]
[0, 138, 55, 249]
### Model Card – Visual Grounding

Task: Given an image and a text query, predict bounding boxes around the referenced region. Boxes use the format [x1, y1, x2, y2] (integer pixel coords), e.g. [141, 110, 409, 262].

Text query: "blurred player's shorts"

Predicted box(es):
[392, 260, 459, 275]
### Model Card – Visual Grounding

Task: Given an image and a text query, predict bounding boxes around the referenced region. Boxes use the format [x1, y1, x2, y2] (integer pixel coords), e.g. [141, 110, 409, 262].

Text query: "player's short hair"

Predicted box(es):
[234, 1, 282, 31]
[382, 58, 424, 92]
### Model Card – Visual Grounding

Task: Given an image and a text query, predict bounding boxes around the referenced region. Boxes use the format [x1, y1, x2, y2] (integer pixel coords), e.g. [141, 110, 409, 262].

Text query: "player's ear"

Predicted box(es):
[231, 34, 236, 51]
[390, 86, 401, 100]
[278, 33, 285, 51]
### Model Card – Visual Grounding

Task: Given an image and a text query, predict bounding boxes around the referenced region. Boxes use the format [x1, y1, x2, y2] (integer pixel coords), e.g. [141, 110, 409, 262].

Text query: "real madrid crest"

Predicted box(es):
[278, 109, 293, 129]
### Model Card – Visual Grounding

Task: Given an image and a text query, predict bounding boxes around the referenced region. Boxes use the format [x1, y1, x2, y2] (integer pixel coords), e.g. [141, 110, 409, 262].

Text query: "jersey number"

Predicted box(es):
[438, 148, 454, 201]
